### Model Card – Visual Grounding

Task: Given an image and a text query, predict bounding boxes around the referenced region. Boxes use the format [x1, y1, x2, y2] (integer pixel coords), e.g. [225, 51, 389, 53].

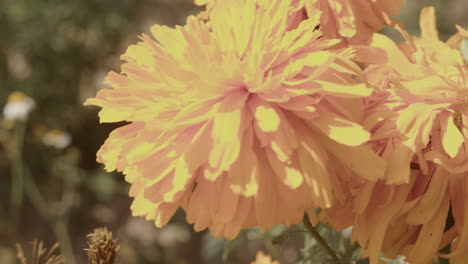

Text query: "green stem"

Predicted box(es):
[56, 162, 77, 264]
[262, 231, 285, 263]
[0, 198, 6, 218]
[302, 214, 341, 263]
[23, 167, 50, 220]
[6, 118, 77, 263]
[23, 166, 76, 264]
[10, 121, 27, 232]
[54, 218, 76, 264]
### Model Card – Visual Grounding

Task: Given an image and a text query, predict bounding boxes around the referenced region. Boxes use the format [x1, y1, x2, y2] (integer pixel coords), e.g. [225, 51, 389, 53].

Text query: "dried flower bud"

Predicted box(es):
[85, 227, 119, 264]
[16, 239, 65, 264]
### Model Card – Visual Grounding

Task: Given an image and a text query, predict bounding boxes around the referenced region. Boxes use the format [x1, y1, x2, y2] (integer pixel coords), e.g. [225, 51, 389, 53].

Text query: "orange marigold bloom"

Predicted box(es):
[324, 7, 468, 264]
[196, 0, 403, 44]
[303, 0, 403, 44]
[250, 251, 279, 264]
[86, 0, 382, 238]
[368, 7, 468, 178]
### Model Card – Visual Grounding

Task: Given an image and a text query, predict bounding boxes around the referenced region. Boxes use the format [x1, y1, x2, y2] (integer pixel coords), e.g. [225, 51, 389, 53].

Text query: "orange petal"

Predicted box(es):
[406, 167, 448, 225]
[313, 111, 370, 146]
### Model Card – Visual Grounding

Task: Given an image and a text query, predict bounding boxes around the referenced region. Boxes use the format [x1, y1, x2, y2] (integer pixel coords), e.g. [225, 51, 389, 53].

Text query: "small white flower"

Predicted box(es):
[42, 129, 72, 149]
[3, 91, 35, 121]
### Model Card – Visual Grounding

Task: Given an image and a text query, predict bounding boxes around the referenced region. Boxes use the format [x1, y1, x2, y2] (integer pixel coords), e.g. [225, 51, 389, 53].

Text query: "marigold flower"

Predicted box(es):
[196, 0, 403, 44]
[303, 0, 403, 44]
[368, 7, 468, 178]
[251, 251, 279, 264]
[86, 0, 383, 238]
[324, 7, 468, 264]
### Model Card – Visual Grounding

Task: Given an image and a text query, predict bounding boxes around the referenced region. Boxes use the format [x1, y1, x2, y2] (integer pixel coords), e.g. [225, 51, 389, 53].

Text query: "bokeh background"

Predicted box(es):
[0, 0, 466, 263]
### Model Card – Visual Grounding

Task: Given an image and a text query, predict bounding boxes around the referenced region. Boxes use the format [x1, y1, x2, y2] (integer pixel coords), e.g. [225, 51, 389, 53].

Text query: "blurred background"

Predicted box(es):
[0, 0, 466, 263]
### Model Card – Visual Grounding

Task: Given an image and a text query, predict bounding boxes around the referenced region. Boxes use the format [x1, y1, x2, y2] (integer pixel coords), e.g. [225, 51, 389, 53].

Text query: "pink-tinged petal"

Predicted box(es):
[365, 181, 414, 264]
[297, 139, 333, 207]
[313, 111, 370, 146]
[169, 98, 222, 128]
[282, 51, 336, 80]
[155, 202, 180, 227]
[228, 127, 259, 197]
[250, 96, 298, 158]
[352, 45, 389, 64]
[266, 148, 303, 189]
[354, 181, 376, 214]
[443, 178, 468, 258]
[329, 1, 356, 38]
[367, 34, 420, 75]
[315, 81, 373, 98]
[206, 108, 243, 180]
[255, 155, 279, 230]
[184, 180, 210, 232]
[277, 95, 319, 115]
[406, 194, 449, 263]
[424, 150, 468, 173]
[163, 156, 194, 202]
[406, 167, 448, 225]
[382, 141, 414, 184]
[397, 103, 443, 151]
[211, 177, 239, 224]
[325, 135, 385, 181]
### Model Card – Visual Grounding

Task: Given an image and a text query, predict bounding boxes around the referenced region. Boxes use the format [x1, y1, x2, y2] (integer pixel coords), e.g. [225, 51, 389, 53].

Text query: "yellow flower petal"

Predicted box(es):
[419, 7, 439, 40]
[439, 111, 464, 158]
[313, 111, 370, 146]
[254, 105, 281, 132]
[207, 109, 243, 180]
[316, 80, 372, 98]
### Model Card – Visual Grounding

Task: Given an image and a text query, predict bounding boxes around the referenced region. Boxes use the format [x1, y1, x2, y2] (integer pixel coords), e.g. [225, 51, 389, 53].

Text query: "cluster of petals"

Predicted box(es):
[302, 0, 402, 44]
[195, 0, 403, 44]
[87, 0, 468, 263]
[86, 0, 384, 239]
[324, 7, 468, 264]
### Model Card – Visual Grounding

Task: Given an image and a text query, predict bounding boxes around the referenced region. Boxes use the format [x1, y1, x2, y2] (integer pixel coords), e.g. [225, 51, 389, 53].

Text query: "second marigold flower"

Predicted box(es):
[86, 0, 383, 238]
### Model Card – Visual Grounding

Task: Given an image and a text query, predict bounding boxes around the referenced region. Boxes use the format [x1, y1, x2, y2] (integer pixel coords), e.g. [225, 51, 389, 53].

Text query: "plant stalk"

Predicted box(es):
[10, 121, 27, 234]
[302, 214, 341, 263]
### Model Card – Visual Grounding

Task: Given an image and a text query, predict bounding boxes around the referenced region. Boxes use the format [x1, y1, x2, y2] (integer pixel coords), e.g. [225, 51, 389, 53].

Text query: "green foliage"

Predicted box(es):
[298, 224, 367, 264]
